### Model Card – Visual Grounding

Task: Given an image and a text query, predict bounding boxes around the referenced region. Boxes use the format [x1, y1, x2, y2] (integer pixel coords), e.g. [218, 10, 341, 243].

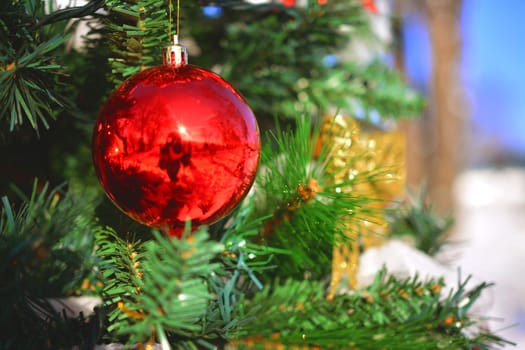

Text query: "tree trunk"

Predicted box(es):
[424, 0, 465, 213]
[395, 0, 465, 214]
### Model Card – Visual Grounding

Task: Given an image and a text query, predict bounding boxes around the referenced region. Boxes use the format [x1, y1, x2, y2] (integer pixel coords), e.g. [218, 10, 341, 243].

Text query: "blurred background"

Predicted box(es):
[396, 0, 525, 347]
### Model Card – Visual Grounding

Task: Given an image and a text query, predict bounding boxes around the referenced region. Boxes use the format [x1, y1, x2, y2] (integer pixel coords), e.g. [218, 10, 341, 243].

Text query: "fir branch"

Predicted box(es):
[0, 34, 69, 134]
[0, 0, 93, 135]
[388, 187, 454, 256]
[248, 116, 390, 280]
[97, 227, 225, 347]
[95, 225, 145, 339]
[219, 0, 370, 120]
[230, 270, 512, 350]
[207, 211, 284, 333]
[102, 0, 176, 85]
[0, 180, 100, 349]
[220, 204, 289, 280]
[308, 60, 425, 121]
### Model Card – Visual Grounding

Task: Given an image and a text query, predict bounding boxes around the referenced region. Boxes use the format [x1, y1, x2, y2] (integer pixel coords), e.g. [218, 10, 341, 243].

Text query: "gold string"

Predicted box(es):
[176, 0, 180, 35]
[168, 0, 180, 42]
[168, 0, 172, 41]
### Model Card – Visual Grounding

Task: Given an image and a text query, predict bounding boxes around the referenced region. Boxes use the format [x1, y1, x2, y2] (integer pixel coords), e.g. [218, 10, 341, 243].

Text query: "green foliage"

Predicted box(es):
[218, 1, 423, 121]
[0, 180, 100, 349]
[314, 60, 425, 120]
[211, 207, 289, 332]
[0, 0, 102, 135]
[389, 187, 454, 256]
[220, 205, 288, 283]
[246, 116, 393, 280]
[95, 213, 287, 348]
[101, 0, 175, 85]
[231, 270, 513, 350]
[101, 0, 423, 125]
[97, 227, 225, 346]
[248, 118, 336, 279]
[0, 32, 68, 134]
[218, 0, 366, 120]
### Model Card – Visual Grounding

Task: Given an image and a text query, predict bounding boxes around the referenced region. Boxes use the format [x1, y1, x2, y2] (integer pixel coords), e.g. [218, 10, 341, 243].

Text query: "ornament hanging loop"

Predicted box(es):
[164, 0, 185, 66]
[163, 34, 188, 66]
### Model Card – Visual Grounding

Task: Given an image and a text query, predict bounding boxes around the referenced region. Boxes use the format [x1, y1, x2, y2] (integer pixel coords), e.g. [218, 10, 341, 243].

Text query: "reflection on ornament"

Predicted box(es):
[317, 115, 405, 299]
[93, 40, 260, 237]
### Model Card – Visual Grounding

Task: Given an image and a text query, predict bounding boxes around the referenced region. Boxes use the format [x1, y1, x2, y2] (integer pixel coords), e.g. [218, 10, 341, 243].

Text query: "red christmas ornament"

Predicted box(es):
[92, 36, 260, 237]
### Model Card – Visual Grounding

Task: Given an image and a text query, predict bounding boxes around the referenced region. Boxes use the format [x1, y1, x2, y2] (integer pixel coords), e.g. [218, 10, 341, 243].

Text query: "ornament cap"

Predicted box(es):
[163, 34, 188, 66]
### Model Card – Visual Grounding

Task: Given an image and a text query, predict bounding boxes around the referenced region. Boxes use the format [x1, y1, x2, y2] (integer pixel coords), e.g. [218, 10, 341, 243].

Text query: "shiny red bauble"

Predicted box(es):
[92, 64, 260, 236]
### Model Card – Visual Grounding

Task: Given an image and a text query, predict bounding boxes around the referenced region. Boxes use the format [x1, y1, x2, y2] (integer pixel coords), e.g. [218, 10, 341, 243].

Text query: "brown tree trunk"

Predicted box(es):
[424, 0, 464, 213]
[395, 0, 465, 214]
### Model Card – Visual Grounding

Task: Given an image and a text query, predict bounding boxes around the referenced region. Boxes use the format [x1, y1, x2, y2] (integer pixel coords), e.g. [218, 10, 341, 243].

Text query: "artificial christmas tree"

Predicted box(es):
[0, 0, 514, 349]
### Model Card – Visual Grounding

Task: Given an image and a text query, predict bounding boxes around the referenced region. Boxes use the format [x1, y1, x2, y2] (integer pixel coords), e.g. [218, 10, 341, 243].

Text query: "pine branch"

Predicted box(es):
[97, 227, 226, 346]
[230, 269, 513, 350]
[0, 34, 69, 134]
[95, 226, 145, 339]
[96, 216, 291, 348]
[388, 187, 454, 256]
[0, 0, 101, 135]
[219, 0, 372, 121]
[220, 204, 289, 279]
[309, 60, 424, 121]
[205, 207, 290, 339]
[102, 0, 178, 85]
[246, 116, 391, 280]
[0, 180, 101, 349]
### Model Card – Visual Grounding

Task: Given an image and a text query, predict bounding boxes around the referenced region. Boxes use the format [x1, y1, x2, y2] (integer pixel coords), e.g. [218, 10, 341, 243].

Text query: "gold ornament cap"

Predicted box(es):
[163, 34, 188, 66]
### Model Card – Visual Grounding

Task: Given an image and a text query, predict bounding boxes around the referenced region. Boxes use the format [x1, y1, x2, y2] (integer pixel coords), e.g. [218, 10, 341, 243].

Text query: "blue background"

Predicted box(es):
[403, 0, 525, 156]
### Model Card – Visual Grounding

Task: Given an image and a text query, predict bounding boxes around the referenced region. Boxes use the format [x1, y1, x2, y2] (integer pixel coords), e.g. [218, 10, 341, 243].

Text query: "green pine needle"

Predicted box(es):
[97, 227, 225, 345]
[0, 35, 68, 134]
[0, 180, 100, 349]
[246, 116, 388, 280]
[388, 187, 454, 256]
[231, 269, 513, 350]
[102, 0, 176, 85]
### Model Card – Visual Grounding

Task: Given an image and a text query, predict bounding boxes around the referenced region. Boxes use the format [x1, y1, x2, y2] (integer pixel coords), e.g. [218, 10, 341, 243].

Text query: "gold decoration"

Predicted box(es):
[317, 115, 406, 299]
